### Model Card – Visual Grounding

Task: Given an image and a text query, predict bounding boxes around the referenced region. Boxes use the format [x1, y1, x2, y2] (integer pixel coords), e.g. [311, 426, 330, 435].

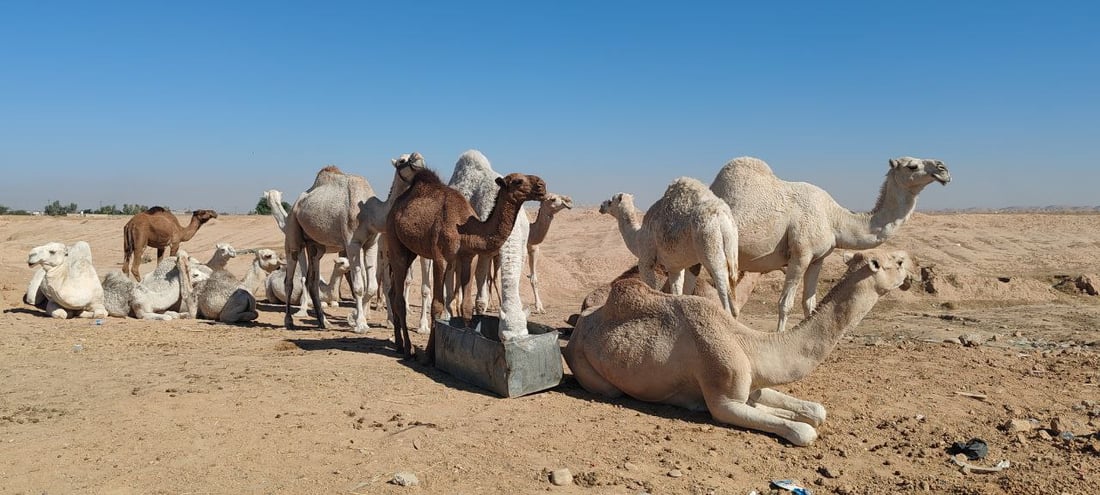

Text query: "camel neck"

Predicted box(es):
[528, 206, 555, 245]
[239, 260, 268, 292]
[460, 192, 522, 254]
[832, 175, 918, 249]
[181, 217, 203, 242]
[268, 194, 288, 232]
[744, 271, 880, 387]
[615, 206, 646, 258]
[371, 172, 415, 232]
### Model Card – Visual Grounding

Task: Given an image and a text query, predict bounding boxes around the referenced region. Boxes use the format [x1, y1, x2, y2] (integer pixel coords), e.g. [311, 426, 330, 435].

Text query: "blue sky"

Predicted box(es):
[1, 1, 1097, 213]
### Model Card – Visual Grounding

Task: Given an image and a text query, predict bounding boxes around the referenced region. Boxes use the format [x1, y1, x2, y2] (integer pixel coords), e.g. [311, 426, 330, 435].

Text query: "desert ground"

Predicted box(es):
[1, 210, 1098, 494]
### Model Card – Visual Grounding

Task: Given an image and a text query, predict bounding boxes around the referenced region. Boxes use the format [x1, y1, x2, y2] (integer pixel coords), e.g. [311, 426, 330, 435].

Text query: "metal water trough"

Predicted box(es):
[434, 316, 563, 398]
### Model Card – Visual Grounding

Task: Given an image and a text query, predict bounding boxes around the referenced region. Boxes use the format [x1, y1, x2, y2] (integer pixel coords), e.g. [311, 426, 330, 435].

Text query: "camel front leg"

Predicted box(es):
[45, 300, 69, 319]
[528, 245, 545, 313]
[733, 271, 761, 314]
[344, 236, 373, 333]
[704, 395, 819, 447]
[748, 388, 827, 427]
[417, 257, 432, 334]
[457, 254, 476, 326]
[304, 244, 328, 329]
[441, 263, 456, 321]
[283, 247, 301, 329]
[638, 255, 660, 290]
[473, 254, 493, 314]
[385, 238, 415, 358]
[666, 268, 686, 295]
[801, 259, 825, 318]
[776, 254, 812, 332]
[158, 246, 169, 263]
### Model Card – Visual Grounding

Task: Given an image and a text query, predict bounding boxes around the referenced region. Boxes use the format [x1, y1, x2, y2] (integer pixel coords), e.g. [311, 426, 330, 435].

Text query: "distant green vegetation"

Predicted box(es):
[252, 195, 291, 215]
[0, 202, 152, 216]
[0, 205, 31, 215]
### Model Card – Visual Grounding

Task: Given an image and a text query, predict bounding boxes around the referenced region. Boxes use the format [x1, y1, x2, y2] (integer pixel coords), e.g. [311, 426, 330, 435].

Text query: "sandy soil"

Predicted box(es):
[1, 211, 1098, 494]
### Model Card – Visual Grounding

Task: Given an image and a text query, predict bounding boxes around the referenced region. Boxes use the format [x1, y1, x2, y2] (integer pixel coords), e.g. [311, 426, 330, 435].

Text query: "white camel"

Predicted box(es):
[26, 241, 107, 319]
[204, 243, 237, 271]
[266, 256, 350, 317]
[710, 156, 950, 331]
[447, 149, 531, 339]
[103, 254, 212, 320]
[282, 153, 425, 331]
[566, 249, 914, 446]
[190, 249, 281, 323]
[599, 177, 739, 314]
[526, 193, 573, 314]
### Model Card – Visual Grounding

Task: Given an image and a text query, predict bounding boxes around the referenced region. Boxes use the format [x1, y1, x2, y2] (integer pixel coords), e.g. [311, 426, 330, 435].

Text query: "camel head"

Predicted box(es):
[842, 249, 914, 294]
[393, 152, 427, 179]
[333, 256, 351, 274]
[27, 242, 69, 270]
[263, 189, 282, 204]
[253, 249, 282, 273]
[598, 193, 634, 216]
[191, 209, 219, 224]
[214, 243, 237, 259]
[543, 193, 574, 214]
[494, 173, 547, 203]
[888, 157, 951, 190]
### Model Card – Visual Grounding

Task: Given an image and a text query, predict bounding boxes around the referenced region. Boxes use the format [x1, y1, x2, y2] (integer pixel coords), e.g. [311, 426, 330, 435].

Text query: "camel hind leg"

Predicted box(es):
[564, 346, 624, 398]
[385, 235, 416, 358]
[697, 220, 737, 315]
[800, 259, 825, 318]
[303, 242, 328, 328]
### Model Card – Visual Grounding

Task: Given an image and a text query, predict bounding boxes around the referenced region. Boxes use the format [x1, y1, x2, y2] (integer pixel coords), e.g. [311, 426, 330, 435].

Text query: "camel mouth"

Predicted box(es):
[933, 173, 951, 185]
[899, 275, 915, 291]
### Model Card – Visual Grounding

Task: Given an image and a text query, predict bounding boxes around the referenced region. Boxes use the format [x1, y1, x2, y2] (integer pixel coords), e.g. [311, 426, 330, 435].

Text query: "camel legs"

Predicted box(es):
[703, 393, 819, 447]
[416, 257, 432, 334]
[733, 271, 761, 314]
[344, 234, 375, 333]
[801, 259, 825, 318]
[666, 269, 686, 295]
[158, 246, 168, 263]
[748, 388, 827, 427]
[473, 254, 493, 315]
[385, 236, 416, 358]
[45, 300, 69, 319]
[776, 253, 812, 332]
[303, 242, 328, 328]
[563, 347, 624, 398]
[456, 254, 476, 325]
[528, 245, 545, 313]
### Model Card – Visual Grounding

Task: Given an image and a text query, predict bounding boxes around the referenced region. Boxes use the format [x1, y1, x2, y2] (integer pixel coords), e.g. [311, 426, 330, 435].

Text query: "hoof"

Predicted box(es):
[351, 322, 369, 334]
[786, 423, 818, 447]
[413, 345, 433, 365]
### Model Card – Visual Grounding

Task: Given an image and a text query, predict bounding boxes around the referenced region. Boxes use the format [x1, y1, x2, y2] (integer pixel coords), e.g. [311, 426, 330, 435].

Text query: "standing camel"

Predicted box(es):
[122, 207, 218, 280]
[386, 169, 547, 361]
[710, 156, 950, 331]
[282, 153, 425, 331]
[526, 193, 573, 313]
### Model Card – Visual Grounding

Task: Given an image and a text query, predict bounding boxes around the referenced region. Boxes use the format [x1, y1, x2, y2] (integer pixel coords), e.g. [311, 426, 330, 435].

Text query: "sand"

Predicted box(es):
[1, 210, 1098, 494]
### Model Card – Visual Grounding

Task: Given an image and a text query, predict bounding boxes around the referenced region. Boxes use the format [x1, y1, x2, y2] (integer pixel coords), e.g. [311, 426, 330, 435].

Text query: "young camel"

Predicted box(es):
[526, 193, 573, 313]
[26, 241, 108, 319]
[386, 169, 547, 361]
[599, 177, 739, 314]
[103, 255, 212, 320]
[710, 156, 949, 331]
[565, 248, 914, 446]
[282, 154, 425, 331]
[191, 249, 281, 323]
[122, 207, 218, 280]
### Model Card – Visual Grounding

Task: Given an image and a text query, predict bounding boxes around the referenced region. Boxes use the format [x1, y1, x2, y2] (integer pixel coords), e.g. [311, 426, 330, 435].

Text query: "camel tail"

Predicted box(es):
[122, 222, 134, 262]
[721, 217, 739, 313]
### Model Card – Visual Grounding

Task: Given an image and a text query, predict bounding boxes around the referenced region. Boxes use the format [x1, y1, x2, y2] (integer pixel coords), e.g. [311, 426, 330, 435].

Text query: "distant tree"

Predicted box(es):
[251, 195, 291, 215]
[43, 200, 79, 216]
[0, 205, 8, 215]
[121, 204, 150, 215]
[10, 209, 30, 215]
[94, 204, 121, 215]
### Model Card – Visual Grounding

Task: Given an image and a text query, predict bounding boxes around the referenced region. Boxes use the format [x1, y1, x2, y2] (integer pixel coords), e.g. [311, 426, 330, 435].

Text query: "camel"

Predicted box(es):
[565, 248, 914, 446]
[122, 207, 218, 280]
[526, 193, 573, 313]
[386, 168, 547, 360]
[204, 243, 237, 271]
[103, 255, 212, 320]
[599, 177, 739, 314]
[190, 249, 280, 323]
[710, 156, 950, 331]
[265, 256, 350, 317]
[26, 241, 108, 319]
[282, 153, 425, 332]
[446, 150, 533, 337]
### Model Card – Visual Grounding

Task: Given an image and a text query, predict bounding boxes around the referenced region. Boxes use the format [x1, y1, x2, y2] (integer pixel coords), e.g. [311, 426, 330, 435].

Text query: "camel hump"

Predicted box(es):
[604, 277, 665, 318]
[146, 206, 168, 214]
[409, 168, 443, 186]
[719, 156, 776, 179]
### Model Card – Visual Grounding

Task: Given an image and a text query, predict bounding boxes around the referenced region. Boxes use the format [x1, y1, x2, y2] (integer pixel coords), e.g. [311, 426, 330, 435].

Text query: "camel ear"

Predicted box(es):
[841, 252, 855, 263]
[391, 158, 398, 166]
[868, 256, 882, 273]
[613, 193, 623, 202]
[496, 176, 506, 187]
[889, 158, 901, 169]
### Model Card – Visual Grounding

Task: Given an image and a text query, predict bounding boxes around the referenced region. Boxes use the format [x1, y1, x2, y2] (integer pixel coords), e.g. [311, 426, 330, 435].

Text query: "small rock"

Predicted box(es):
[919, 480, 931, 491]
[1051, 416, 1085, 435]
[1037, 429, 1053, 441]
[550, 468, 572, 486]
[1001, 418, 1035, 433]
[1013, 330, 1022, 337]
[818, 466, 842, 478]
[390, 472, 419, 487]
[667, 469, 683, 478]
[623, 462, 638, 471]
[960, 334, 986, 347]
[943, 337, 962, 345]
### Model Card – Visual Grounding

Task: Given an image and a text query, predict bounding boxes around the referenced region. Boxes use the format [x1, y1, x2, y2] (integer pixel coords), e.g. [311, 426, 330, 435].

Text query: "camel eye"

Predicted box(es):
[906, 162, 919, 170]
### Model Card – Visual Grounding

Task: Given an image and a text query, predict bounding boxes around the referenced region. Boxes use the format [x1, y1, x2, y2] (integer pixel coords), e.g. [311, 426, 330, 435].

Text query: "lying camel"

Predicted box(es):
[565, 248, 913, 446]
[103, 255, 212, 319]
[190, 249, 281, 323]
[26, 241, 107, 319]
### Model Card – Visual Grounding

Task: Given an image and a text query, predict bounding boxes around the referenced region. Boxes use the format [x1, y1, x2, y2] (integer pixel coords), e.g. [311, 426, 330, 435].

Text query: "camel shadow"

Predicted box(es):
[286, 335, 400, 356]
[3, 307, 46, 316]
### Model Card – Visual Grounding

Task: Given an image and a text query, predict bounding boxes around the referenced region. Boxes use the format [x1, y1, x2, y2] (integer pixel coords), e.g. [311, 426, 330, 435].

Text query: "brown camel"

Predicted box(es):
[385, 169, 547, 361]
[122, 207, 218, 280]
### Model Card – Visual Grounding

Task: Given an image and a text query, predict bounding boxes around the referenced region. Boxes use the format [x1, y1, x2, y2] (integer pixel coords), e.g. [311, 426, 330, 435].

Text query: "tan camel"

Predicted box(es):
[122, 207, 218, 280]
[710, 156, 949, 331]
[385, 169, 547, 360]
[282, 153, 425, 331]
[26, 241, 108, 319]
[565, 248, 914, 446]
[600, 177, 739, 314]
[526, 193, 573, 313]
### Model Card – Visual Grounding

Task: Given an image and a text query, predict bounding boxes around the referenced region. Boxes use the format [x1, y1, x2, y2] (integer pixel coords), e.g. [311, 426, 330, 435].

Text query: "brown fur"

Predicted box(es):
[122, 207, 218, 280]
[385, 169, 547, 361]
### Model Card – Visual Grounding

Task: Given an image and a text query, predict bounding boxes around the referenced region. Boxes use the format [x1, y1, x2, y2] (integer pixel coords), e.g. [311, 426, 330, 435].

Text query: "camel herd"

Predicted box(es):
[21, 150, 950, 446]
